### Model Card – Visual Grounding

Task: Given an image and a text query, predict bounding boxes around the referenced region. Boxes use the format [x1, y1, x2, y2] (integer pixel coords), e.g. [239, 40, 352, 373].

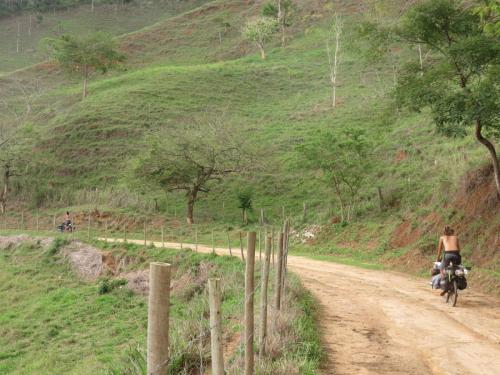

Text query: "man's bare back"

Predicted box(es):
[440, 235, 460, 252]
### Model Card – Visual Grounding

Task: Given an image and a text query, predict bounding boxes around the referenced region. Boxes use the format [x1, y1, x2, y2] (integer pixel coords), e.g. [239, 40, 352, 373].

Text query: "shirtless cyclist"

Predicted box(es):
[436, 226, 461, 267]
[436, 226, 461, 295]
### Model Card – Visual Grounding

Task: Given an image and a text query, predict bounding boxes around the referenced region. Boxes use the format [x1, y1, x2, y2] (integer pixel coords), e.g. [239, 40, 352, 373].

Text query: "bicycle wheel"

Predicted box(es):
[452, 280, 458, 307]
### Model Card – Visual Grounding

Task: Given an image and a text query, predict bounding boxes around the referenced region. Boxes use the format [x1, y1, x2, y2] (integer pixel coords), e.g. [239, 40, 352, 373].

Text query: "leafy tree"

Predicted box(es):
[133, 117, 250, 225]
[0, 137, 23, 214]
[237, 189, 253, 225]
[298, 129, 372, 222]
[243, 16, 278, 59]
[474, 0, 500, 36]
[42, 32, 125, 99]
[394, 0, 500, 198]
[262, 0, 294, 46]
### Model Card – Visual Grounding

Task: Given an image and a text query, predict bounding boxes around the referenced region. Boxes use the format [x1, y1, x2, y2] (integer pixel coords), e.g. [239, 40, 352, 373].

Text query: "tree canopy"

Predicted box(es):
[133, 117, 251, 224]
[42, 32, 125, 98]
[393, 0, 500, 197]
[243, 16, 278, 59]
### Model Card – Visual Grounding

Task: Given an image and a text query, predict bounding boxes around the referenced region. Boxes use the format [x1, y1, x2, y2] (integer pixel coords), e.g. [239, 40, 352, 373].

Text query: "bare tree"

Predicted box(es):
[134, 116, 252, 225]
[326, 13, 343, 108]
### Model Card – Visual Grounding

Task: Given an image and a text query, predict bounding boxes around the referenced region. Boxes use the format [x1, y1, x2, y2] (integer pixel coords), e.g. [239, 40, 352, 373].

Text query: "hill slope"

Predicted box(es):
[0, 0, 498, 292]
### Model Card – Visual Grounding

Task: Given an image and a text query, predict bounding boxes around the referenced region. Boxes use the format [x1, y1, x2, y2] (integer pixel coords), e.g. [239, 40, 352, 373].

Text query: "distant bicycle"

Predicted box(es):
[441, 262, 468, 307]
[57, 222, 75, 233]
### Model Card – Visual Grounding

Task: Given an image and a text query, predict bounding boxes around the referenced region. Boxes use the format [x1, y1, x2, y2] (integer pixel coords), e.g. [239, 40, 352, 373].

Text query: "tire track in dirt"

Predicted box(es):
[103, 238, 500, 375]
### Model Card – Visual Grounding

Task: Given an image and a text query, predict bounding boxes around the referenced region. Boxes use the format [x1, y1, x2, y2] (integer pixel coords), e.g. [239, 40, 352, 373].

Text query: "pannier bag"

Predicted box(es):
[456, 276, 467, 290]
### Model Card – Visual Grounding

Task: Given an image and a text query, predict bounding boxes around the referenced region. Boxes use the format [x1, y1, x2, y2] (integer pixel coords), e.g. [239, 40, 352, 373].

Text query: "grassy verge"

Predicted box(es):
[0, 234, 322, 374]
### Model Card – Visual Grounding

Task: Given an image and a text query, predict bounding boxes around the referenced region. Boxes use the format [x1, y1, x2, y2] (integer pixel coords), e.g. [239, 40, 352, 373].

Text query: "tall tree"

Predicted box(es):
[394, 0, 500, 198]
[263, 0, 294, 47]
[298, 129, 372, 222]
[237, 189, 253, 225]
[0, 136, 22, 214]
[327, 13, 343, 108]
[243, 16, 278, 60]
[42, 32, 125, 99]
[133, 117, 250, 225]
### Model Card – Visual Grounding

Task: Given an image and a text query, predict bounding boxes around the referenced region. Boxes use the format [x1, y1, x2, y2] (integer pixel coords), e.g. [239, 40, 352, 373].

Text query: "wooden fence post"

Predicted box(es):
[226, 231, 232, 256]
[87, 214, 91, 241]
[244, 232, 256, 375]
[260, 208, 264, 225]
[208, 278, 224, 375]
[212, 229, 215, 254]
[195, 226, 198, 252]
[239, 231, 245, 261]
[271, 227, 275, 267]
[124, 224, 127, 244]
[21, 212, 24, 229]
[274, 232, 284, 311]
[105, 220, 108, 242]
[281, 220, 290, 296]
[161, 226, 164, 248]
[144, 222, 147, 246]
[147, 262, 171, 375]
[259, 235, 272, 357]
[53, 214, 56, 230]
[258, 229, 262, 261]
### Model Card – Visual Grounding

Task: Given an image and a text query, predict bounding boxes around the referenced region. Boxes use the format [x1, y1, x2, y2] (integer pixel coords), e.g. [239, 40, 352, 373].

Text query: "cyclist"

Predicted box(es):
[436, 226, 461, 295]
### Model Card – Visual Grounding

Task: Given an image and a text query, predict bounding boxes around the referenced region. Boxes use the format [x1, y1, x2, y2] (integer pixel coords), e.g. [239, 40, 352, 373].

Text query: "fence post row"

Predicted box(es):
[161, 226, 164, 248]
[147, 262, 171, 375]
[227, 231, 232, 256]
[212, 229, 215, 254]
[281, 219, 290, 295]
[259, 235, 272, 357]
[244, 232, 256, 375]
[195, 226, 198, 252]
[239, 232, 245, 262]
[274, 232, 284, 311]
[208, 278, 224, 375]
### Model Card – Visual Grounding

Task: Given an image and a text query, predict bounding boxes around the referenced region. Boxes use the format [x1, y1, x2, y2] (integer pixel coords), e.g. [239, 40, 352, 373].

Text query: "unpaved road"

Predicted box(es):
[104, 237, 500, 375]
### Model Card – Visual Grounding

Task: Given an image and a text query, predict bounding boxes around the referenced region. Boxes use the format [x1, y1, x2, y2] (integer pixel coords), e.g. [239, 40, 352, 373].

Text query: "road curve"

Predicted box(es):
[102, 237, 500, 375]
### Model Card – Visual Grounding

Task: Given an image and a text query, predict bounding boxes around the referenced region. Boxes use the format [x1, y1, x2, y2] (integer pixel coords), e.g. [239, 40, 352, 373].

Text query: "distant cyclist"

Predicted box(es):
[64, 211, 72, 231]
[436, 226, 461, 295]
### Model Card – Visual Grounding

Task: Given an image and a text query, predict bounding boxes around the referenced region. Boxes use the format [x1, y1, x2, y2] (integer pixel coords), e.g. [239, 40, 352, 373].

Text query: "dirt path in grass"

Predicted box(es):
[103, 237, 500, 375]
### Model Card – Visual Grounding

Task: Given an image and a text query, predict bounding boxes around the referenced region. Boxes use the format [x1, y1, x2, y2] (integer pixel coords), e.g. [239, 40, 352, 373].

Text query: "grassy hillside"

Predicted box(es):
[0, 236, 320, 374]
[0, 0, 211, 73]
[0, 0, 498, 291]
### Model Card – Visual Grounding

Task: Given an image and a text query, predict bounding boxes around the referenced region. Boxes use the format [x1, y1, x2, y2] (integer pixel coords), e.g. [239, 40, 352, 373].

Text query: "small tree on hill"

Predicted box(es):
[243, 16, 278, 59]
[262, 0, 294, 47]
[237, 189, 253, 225]
[0, 137, 22, 214]
[393, 0, 500, 198]
[133, 117, 250, 225]
[298, 129, 372, 222]
[42, 32, 125, 99]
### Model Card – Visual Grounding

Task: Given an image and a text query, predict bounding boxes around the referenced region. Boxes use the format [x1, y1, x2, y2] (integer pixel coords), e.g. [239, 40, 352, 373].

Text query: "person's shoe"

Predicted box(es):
[440, 290, 447, 296]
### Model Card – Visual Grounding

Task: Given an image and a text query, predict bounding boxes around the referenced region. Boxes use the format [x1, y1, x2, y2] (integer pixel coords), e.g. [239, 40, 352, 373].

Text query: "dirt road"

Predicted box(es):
[104, 237, 500, 375]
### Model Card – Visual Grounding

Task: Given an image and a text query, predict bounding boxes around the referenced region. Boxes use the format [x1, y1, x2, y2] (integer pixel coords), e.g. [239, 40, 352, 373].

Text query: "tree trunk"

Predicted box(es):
[475, 119, 500, 199]
[332, 174, 345, 221]
[257, 43, 266, 59]
[187, 198, 195, 225]
[0, 166, 9, 214]
[243, 209, 248, 225]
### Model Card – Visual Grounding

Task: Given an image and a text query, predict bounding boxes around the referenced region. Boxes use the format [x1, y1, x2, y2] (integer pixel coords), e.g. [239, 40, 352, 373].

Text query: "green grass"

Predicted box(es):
[0, 1, 212, 73]
[0, 0, 497, 292]
[0, 235, 322, 374]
